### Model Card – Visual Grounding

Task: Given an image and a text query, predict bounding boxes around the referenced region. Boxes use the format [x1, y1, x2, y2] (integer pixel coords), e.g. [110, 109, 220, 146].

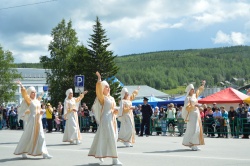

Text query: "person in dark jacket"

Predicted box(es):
[228, 106, 238, 138]
[139, 97, 153, 137]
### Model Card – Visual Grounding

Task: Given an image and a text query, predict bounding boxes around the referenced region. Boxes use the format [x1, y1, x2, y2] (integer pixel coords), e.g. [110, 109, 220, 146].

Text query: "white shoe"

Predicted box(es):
[22, 153, 28, 158]
[99, 158, 104, 163]
[191, 146, 199, 151]
[112, 158, 122, 165]
[43, 153, 53, 159]
[76, 140, 81, 145]
[124, 142, 130, 147]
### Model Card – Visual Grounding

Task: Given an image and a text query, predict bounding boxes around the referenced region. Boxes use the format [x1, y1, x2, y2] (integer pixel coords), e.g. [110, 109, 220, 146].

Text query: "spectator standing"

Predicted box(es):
[54, 114, 61, 132]
[228, 106, 238, 138]
[57, 102, 63, 116]
[212, 103, 217, 112]
[9, 106, 17, 130]
[213, 107, 222, 138]
[240, 105, 249, 139]
[202, 104, 208, 115]
[176, 106, 184, 136]
[221, 106, 228, 138]
[139, 97, 153, 137]
[6, 107, 10, 129]
[159, 107, 167, 136]
[166, 103, 176, 136]
[41, 105, 47, 130]
[83, 105, 91, 132]
[134, 106, 141, 135]
[206, 108, 215, 137]
[46, 103, 53, 133]
[2, 107, 7, 129]
[199, 107, 205, 122]
[237, 103, 246, 137]
[151, 107, 161, 135]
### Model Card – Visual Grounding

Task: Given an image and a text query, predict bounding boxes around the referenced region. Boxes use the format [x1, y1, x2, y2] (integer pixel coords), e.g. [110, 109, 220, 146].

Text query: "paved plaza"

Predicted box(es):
[0, 130, 250, 166]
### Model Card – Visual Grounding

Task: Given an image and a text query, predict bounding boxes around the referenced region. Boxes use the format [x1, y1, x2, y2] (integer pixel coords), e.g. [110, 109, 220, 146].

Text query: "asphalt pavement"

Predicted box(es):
[0, 130, 250, 166]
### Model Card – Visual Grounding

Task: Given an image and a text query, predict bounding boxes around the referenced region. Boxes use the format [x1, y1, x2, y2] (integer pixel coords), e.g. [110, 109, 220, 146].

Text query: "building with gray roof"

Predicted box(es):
[123, 85, 170, 100]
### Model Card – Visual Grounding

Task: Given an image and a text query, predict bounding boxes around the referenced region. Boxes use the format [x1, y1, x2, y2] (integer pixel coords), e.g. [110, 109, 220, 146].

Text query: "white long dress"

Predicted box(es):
[14, 89, 48, 156]
[118, 90, 138, 144]
[182, 94, 204, 146]
[63, 94, 83, 142]
[88, 82, 118, 158]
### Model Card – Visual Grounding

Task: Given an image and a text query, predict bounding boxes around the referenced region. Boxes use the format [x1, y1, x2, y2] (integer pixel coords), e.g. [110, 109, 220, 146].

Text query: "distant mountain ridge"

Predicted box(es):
[16, 45, 250, 90]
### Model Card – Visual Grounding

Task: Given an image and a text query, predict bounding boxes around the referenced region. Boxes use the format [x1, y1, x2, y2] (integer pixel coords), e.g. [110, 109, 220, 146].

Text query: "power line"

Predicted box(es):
[0, 0, 57, 11]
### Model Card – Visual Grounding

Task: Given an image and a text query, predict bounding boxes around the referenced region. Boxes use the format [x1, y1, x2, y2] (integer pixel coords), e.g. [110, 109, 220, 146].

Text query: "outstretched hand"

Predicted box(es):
[201, 80, 206, 86]
[96, 71, 101, 81]
[83, 90, 88, 95]
[16, 80, 23, 88]
[16, 80, 22, 85]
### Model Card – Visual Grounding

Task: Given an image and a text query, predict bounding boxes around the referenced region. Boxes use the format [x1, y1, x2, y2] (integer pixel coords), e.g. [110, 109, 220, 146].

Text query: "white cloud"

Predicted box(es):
[231, 32, 247, 45]
[187, 0, 250, 30]
[20, 34, 52, 49]
[212, 30, 247, 45]
[149, 22, 183, 31]
[2, 0, 250, 62]
[13, 50, 46, 63]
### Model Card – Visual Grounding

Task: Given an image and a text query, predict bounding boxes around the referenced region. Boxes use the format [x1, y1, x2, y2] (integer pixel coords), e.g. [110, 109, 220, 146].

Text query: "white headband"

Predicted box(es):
[121, 87, 128, 99]
[185, 84, 194, 96]
[101, 81, 109, 92]
[66, 88, 73, 98]
[27, 86, 36, 96]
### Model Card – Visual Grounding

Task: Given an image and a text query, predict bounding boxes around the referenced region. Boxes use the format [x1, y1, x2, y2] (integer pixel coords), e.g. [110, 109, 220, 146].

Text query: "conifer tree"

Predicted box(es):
[84, 17, 121, 105]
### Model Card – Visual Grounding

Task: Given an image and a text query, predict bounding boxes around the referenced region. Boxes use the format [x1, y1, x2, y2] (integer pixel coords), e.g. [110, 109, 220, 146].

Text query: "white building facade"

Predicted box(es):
[15, 68, 48, 105]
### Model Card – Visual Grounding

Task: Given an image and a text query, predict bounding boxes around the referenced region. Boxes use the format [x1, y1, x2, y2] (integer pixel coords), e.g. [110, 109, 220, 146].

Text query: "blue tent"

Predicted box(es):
[157, 95, 204, 107]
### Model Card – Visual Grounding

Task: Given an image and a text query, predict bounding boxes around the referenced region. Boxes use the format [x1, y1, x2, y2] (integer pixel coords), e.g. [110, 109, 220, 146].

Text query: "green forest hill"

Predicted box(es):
[16, 45, 250, 93]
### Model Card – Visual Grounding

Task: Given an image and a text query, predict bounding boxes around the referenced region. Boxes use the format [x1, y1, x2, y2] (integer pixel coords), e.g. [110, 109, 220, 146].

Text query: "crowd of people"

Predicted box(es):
[1, 97, 250, 140]
[132, 102, 250, 139]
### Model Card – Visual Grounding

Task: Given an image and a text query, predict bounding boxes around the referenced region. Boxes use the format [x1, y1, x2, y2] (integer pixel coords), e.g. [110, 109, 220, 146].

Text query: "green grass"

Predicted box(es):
[162, 86, 186, 95]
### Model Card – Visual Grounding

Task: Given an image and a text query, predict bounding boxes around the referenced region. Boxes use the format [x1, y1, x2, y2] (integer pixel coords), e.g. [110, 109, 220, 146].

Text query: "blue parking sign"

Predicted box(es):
[74, 75, 84, 87]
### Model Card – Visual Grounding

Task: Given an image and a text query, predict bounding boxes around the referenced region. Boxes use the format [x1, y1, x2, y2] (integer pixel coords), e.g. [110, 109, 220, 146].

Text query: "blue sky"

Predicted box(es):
[0, 0, 250, 63]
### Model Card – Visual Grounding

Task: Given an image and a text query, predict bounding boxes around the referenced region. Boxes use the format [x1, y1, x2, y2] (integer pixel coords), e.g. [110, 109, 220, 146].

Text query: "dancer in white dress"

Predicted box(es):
[182, 80, 205, 151]
[118, 87, 139, 147]
[63, 88, 87, 144]
[14, 81, 52, 159]
[88, 71, 122, 165]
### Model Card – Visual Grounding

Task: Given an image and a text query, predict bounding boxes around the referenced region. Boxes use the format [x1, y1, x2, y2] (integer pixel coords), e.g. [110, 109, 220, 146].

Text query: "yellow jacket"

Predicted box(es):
[46, 106, 53, 119]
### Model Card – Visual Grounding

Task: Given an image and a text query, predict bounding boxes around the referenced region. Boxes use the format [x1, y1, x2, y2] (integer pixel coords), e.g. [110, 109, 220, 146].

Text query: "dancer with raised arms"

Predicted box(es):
[14, 81, 52, 159]
[182, 80, 206, 151]
[88, 71, 122, 165]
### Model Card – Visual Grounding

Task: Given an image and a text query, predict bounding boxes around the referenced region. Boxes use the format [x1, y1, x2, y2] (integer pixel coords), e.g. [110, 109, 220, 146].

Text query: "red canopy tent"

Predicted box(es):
[198, 87, 249, 107]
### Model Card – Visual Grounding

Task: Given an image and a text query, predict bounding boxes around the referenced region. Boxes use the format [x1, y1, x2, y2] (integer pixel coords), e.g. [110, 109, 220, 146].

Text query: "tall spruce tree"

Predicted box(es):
[40, 19, 83, 106]
[0, 45, 22, 105]
[84, 17, 121, 105]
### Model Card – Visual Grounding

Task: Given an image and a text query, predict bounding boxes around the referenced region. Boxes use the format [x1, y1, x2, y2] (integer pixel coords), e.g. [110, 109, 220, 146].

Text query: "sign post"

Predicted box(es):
[74, 75, 85, 93]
